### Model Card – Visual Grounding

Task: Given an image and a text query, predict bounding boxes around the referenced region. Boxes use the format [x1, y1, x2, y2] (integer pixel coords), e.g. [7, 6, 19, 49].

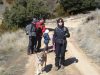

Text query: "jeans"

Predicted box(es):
[28, 36, 36, 54]
[36, 36, 42, 51]
[55, 43, 66, 67]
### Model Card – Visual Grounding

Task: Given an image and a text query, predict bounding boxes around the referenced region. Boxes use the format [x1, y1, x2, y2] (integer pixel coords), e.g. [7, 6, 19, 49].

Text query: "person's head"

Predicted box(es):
[32, 17, 37, 24]
[57, 18, 64, 28]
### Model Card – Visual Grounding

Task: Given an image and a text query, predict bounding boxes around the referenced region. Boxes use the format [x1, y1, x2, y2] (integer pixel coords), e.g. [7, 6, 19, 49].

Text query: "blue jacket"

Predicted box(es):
[43, 33, 50, 44]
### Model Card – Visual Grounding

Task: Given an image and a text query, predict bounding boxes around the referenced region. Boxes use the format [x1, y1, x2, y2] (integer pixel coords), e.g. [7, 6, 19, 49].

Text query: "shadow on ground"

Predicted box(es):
[44, 64, 53, 73]
[64, 57, 78, 66]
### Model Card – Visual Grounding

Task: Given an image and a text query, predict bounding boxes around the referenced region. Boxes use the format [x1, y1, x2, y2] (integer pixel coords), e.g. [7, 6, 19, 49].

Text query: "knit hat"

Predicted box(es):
[44, 29, 49, 33]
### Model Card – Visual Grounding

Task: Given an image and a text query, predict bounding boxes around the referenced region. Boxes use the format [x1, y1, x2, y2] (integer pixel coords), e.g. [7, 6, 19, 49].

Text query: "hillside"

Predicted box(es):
[0, 10, 100, 75]
[73, 9, 100, 65]
[0, 30, 28, 75]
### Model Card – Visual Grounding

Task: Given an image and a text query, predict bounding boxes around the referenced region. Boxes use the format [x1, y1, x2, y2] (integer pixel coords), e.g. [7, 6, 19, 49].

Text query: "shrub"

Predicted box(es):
[59, 0, 99, 14]
[3, 0, 49, 29]
[0, 0, 3, 4]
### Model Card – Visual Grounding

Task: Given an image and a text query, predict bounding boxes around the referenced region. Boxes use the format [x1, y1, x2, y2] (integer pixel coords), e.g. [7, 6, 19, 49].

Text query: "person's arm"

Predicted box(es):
[53, 29, 56, 45]
[65, 27, 70, 38]
[42, 25, 46, 33]
[25, 25, 29, 35]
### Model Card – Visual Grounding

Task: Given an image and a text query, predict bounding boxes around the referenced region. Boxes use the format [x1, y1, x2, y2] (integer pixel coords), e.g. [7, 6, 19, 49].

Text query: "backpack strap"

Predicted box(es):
[30, 24, 33, 32]
[30, 24, 36, 32]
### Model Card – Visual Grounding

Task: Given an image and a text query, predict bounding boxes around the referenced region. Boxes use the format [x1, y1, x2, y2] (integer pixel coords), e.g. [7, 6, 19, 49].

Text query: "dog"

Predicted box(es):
[35, 50, 47, 75]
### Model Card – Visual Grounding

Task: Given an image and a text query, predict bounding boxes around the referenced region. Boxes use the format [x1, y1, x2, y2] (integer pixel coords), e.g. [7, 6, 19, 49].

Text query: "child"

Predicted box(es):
[43, 29, 50, 52]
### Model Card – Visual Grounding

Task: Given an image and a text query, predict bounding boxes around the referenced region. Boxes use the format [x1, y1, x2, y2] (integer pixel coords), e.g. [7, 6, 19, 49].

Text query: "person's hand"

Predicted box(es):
[26, 31, 29, 35]
[53, 44, 55, 51]
[64, 33, 68, 37]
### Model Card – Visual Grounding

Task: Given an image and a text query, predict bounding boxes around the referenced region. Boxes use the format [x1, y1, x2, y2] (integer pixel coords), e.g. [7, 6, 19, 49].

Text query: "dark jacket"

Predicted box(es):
[43, 33, 50, 44]
[53, 26, 70, 44]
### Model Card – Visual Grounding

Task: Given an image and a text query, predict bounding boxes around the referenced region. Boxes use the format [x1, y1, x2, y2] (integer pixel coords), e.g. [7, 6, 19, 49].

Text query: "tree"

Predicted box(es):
[0, 0, 3, 4]
[59, 0, 97, 14]
[3, 0, 49, 28]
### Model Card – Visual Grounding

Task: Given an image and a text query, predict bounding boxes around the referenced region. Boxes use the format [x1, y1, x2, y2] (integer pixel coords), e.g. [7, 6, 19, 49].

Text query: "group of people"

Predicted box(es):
[26, 18, 47, 54]
[26, 18, 70, 70]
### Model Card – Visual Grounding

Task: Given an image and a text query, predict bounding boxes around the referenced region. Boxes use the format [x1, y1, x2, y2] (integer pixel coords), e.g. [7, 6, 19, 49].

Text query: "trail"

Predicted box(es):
[23, 16, 100, 75]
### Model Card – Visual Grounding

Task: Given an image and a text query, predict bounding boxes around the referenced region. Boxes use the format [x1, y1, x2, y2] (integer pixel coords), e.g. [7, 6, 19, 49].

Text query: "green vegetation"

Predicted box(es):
[5, 0, 14, 4]
[0, 0, 3, 4]
[2, 0, 100, 29]
[54, 3, 69, 17]
[59, 0, 99, 14]
[3, 0, 49, 29]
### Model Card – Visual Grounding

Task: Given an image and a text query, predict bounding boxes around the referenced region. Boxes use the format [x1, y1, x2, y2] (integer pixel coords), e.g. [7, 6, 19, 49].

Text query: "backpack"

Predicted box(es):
[43, 33, 50, 40]
[25, 23, 36, 36]
[36, 27, 42, 35]
[31, 23, 37, 36]
[43, 33, 50, 44]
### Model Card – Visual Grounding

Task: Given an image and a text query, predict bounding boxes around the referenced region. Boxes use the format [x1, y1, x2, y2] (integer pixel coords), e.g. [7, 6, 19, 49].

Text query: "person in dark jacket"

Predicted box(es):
[43, 29, 50, 52]
[26, 22, 36, 55]
[53, 18, 70, 70]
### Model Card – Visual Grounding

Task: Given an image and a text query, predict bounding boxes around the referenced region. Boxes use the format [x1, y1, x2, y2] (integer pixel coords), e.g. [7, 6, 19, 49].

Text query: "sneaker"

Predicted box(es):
[61, 65, 64, 69]
[54, 66, 59, 71]
[37, 48, 41, 52]
[34, 47, 37, 52]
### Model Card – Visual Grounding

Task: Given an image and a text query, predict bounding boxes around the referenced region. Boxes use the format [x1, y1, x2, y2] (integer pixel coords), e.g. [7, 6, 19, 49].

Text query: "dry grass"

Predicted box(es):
[74, 10, 100, 64]
[0, 29, 28, 75]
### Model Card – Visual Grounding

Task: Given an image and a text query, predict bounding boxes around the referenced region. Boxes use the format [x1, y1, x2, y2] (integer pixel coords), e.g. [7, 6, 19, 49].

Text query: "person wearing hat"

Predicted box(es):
[43, 29, 50, 53]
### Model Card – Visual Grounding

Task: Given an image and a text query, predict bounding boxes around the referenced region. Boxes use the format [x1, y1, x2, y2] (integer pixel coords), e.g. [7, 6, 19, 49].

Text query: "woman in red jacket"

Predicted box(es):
[35, 19, 46, 52]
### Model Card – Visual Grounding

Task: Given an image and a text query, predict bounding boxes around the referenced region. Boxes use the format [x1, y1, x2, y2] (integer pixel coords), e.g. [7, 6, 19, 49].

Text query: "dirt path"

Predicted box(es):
[23, 55, 35, 75]
[67, 36, 100, 75]
[23, 17, 100, 75]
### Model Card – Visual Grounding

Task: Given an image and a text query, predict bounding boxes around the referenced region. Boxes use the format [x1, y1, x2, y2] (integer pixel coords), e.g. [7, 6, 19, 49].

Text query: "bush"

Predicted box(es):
[0, 0, 3, 4]
[3, 0, 49, 29]
[54, 3, 69, 17]
[6, 0, 14, 4]
[59, 0, 99, 14]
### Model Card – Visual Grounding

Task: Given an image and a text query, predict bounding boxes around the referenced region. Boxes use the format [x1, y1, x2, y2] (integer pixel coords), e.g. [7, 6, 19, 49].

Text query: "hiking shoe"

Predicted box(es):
[54, 66, 59, 71]
[27, 52, 31, 55]
[61, 65, 64, 69]
[34, 47, 37, 52]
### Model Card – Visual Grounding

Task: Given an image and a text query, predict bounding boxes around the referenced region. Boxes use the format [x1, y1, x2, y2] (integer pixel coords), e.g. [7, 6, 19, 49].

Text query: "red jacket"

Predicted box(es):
[36, 21, 46, 36]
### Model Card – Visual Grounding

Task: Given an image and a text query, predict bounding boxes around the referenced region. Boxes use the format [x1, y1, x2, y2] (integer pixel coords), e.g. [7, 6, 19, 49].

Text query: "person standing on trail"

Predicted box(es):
[32, 17, 39, 50]
[26, 19, 37, 55]
[53, 18, 70, 70]
[35, 18, 46, 52]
